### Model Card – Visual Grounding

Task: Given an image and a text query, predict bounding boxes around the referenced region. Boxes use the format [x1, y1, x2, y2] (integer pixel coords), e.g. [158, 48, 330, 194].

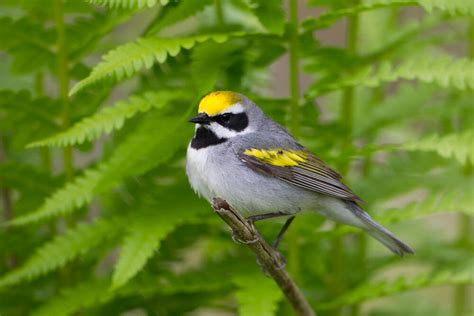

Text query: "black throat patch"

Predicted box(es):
[190, 126, 227, 149]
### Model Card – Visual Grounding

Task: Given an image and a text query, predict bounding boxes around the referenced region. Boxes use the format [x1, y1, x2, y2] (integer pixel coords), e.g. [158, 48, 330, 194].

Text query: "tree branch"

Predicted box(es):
[211, 198, 316, 316]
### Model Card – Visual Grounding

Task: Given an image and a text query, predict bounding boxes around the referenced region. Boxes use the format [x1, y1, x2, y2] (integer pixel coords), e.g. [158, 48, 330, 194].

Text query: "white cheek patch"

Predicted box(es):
[209, 122, 253, 138]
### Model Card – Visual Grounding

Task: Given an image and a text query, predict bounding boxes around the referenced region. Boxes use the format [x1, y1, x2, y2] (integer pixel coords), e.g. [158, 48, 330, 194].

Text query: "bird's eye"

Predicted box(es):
[219, 113, 231, 123]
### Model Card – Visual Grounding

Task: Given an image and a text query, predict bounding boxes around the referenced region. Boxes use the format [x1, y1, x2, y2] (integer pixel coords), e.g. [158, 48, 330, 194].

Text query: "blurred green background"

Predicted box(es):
[0, 0, 473, 315]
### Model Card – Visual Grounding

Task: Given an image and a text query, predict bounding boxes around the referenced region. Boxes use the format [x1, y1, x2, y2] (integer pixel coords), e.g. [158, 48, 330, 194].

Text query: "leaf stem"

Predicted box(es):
[214, 0, 224, 26]
[289, 0, 300, 138]
[287, 0, 301, 297]
[35, 73, 52, 172]
[332, 2, 360, 315]
[54, 0, 73, 180]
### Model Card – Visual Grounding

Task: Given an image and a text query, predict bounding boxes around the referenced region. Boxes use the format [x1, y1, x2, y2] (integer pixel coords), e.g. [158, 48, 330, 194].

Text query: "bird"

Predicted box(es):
[186, 91, 414, 256]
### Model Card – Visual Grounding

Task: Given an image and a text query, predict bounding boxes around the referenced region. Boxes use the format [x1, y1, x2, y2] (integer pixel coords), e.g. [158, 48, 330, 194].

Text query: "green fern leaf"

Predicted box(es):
[191, 42, 240, 94]
[234, 272, 283, 316]
[9, 105, 192, 227]
[303, 0, 414, 31]
[146, 0, 214, 34]
[381, 185, 474, 223]
[304, 0, 473, 31]
[31, 279, 112, 316]
[251, 0, 285, 35]
[86, 0, 168, 9]
[309, 54, 474, 95]
[0, 220, 116, 287]
[416, 0, 474, 15]
[317, 265, 474, 309]
[402, 130, 474, 164]
[28, 91, 188, 147]
[69, 33, 240, 95]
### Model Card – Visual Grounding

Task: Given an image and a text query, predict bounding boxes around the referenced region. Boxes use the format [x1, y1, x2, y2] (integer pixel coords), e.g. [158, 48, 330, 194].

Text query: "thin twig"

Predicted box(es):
[211, 198, 316, 316]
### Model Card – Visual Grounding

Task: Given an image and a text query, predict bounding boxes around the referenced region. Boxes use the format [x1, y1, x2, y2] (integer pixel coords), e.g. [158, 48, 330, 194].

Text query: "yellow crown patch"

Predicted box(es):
[243, 149, 308, 167]
[198, 91, 241, 116]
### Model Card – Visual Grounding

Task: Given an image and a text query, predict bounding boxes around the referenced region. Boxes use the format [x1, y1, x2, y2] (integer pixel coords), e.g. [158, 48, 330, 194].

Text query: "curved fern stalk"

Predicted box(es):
[0, 219, 117, 288]
[69, 32, 242, 95]
[86, 0, 168, 9]
[28, 91, 188, 148]
[402, 129, 474, 165]
[317, 265, 474, 309]
[9, 105, 193, 227]
[309, 54, 474, 96]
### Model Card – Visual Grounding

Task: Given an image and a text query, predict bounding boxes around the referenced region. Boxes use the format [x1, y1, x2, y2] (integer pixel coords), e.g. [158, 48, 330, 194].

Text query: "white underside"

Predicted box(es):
[186, 143, 366, 228]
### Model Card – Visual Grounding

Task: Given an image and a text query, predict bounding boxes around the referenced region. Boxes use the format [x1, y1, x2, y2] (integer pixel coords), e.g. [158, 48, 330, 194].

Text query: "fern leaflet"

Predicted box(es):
[317, 265, 474, 309]
[146, 0, 213, 34]
[31, 279, 112, 316]
[70, 33, 241, 95]
[402, 129, 474, 164]
[9, 106, 192, 226]
[86, 0, 168, 9]
[0, 220, 117, 287]
[28, 91, 189, 147]
[234, 272, 283, 316]
[309, 54, 474, 95]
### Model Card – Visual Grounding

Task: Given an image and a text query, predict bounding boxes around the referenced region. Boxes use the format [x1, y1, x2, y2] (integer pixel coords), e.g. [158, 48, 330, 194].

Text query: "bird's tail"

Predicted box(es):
[348, 202, 415, 256]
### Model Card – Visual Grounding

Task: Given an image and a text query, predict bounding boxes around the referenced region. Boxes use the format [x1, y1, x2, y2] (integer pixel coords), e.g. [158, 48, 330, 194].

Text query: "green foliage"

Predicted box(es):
[1, 0, 473, 315]
[234, 272, 283, 316]
[146, 0, 214, 34]
[28, 91, 188, 147]
[86, 0, 168, 9]
[70, 33, 241, 95]
[309, 54, 474, 95]
[0, 219, 117, 287]
[402, 129, 474, 164]
[318, 264, 474, 309]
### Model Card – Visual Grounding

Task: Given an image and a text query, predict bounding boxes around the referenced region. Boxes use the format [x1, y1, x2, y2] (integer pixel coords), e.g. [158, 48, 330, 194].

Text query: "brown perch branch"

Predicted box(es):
[212, 197, 316, 316]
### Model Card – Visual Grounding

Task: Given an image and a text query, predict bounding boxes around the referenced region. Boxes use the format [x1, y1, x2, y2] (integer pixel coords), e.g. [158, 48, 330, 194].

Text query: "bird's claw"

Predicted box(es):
[231, 231, 258, 244]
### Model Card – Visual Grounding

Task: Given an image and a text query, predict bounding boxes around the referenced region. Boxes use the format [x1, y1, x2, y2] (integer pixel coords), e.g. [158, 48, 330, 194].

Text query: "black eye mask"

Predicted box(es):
[213, 112, 249, 132]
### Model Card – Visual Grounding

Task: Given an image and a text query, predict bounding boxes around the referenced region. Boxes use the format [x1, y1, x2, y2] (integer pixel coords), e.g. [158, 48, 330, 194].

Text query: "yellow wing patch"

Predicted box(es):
[198, 91, 241, 116]
[243, 149, 308, 167]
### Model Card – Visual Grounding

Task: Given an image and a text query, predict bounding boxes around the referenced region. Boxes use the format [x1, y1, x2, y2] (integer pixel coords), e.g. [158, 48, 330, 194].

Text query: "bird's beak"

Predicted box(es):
[188, 112, 211, 124]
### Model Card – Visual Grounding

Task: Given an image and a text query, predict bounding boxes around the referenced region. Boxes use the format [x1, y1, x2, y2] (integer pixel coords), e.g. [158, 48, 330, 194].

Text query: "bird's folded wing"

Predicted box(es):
[238, 148, 362, 202]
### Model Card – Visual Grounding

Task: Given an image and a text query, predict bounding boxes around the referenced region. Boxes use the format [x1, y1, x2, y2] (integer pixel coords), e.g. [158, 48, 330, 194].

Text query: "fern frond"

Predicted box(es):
[381, 186, 474, 223]
[112, 210, 194, 289]
[69, 33, 241, 95]
[146, 0, 213, 34]
[416, 0, 474, 15]
[304, 0, 473, 31]
[9, 106, 191, 227]
[28, 91, 188, 148]
[309, 54, 474, 95]
[31, 279, 112, 316]
[251, 0, 285, 35]
[0, 161, 59, 194]
[0, 220, 116, 287]
[234, 272, 283, 316]
[86, 0, 168, 9]
[402, 129, 474, 164]
[317, 265, 474, 309]
[303, 0, 414, 31]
